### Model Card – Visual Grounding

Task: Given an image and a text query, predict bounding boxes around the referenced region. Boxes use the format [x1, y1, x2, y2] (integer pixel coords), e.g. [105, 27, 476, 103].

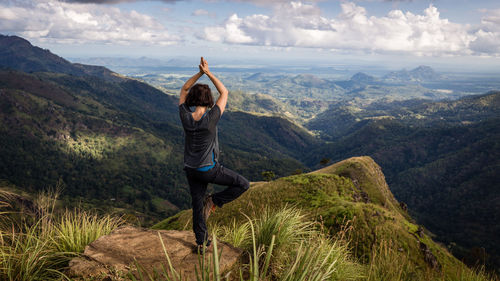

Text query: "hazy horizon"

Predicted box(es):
[67, 54, 500, 76]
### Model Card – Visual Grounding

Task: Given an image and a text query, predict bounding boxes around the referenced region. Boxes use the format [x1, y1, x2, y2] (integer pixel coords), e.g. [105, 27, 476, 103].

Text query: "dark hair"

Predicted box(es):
[186, 83, 214, 107]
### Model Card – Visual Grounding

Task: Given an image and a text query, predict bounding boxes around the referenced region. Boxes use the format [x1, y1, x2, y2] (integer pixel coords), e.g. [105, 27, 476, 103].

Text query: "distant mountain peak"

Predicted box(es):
[246, 72, 265, 80]
[412, 65, 434, 72]
[409, 65, 438, 80]
[292, 74, 330, 88]
[0, 34, 33, 48]
[383, 65, 440, 82]
[350, 72, 375, 82]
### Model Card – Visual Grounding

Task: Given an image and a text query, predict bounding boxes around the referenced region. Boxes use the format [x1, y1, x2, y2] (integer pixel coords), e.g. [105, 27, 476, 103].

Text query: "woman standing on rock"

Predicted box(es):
[178, 57, 250, 251]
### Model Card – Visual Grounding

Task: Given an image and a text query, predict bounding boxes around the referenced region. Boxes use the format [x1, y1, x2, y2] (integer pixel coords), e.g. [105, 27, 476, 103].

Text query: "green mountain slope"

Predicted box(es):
[305, 92, 500, 270]
[0, 70, 188, 222]
[154, 156, 479, 280]
[307, 91, 500, 140]
[225, 90, 330, 123]
[0, 35, 124, 82]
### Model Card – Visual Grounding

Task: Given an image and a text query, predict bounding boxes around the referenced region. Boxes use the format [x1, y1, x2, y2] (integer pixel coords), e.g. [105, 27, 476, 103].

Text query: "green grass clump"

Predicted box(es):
[0, 221, 67, 281]
[217, 207, 363, 280]
[53, 209, 125, 253]
[252, 207, 313, 257]
[0, 188, 124, 280]
[280, 239, 347, 281]
[213, 219, 250, 248]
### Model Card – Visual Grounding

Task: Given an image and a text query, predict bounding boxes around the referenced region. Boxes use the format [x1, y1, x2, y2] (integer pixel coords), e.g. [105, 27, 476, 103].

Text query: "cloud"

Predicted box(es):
[224, 0, 301, 4]
[59, 0, 178, 3]
[203, 1, 491, 56]
[191, 9, 216, 18]
[470, 9, 500, 54]
[0, 0, 180, 45]
[58, 0, 288, 4]
[192, 9, 209, 16]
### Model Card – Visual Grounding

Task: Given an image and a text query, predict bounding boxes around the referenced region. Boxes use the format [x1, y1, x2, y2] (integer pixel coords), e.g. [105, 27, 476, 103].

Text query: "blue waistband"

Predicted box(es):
[196, 151, 216, 172]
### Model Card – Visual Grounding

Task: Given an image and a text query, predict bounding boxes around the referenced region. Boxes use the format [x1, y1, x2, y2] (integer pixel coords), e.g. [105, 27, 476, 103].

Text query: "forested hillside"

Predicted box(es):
[0, 35, 316, 224]
[305, 92, 500, 270]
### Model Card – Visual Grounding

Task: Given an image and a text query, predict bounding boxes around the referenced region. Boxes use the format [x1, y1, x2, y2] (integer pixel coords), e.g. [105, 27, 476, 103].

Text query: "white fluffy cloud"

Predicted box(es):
[2, 0, 499, 57]
[0, 0, 180, 45]
[470, 9, 500, 54]
[204, 1, 500, 56]
[60, 0, 178, 3]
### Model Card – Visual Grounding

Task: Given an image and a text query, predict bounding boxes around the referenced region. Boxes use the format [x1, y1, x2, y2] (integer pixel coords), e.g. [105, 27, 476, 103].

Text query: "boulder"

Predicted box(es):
[68, 226, 243, 280]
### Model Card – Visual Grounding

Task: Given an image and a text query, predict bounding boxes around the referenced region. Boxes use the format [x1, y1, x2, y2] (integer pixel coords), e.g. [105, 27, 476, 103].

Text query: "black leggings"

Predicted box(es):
[184, 163, 249, 245]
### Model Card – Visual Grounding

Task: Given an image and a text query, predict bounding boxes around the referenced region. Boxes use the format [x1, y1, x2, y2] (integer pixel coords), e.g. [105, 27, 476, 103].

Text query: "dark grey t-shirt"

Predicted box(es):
[179, 103, 221, 169]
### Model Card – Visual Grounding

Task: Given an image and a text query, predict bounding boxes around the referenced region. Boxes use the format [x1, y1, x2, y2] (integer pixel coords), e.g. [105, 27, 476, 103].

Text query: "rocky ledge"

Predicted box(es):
[68, 226, 242, 280]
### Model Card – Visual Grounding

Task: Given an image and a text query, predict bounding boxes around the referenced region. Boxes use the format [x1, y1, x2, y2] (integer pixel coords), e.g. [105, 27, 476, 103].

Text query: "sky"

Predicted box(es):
[1, 0, 500, 70]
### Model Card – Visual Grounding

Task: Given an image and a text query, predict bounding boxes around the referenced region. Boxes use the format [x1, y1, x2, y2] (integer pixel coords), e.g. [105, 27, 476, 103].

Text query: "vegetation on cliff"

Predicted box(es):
[154, 157, 496, 281]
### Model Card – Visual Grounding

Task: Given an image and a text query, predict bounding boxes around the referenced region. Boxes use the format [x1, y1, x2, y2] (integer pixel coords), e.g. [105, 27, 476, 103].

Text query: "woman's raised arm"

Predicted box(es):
[179, 59, 204, 105]
[199, 57, 228, 114]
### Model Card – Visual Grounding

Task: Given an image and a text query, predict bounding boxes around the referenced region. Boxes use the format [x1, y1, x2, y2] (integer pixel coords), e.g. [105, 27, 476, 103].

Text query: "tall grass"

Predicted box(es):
[0, 188, 124, 280]
[246, 206, 364, 280]
[53, 209, 124, 253]
[366, 239, 499, 281]
[244, 212, 275, 281]
[252, 207, 313, 251]
[133, 206, 363, 281]
[0, 220, 67, 281]
[307, 233, 364, 281]
[279, 241, 338, 281]
[446, 266, 499, 281]
[366, 240, 418, 281]
[213, 219, 249, 248]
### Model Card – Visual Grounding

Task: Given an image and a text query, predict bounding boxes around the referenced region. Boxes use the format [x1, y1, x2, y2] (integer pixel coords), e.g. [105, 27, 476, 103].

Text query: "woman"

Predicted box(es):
[179, 57, 250, 251]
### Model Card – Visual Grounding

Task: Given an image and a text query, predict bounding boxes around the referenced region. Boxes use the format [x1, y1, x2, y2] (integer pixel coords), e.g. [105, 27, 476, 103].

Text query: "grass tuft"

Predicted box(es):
[0, 188, 123, 280]
[53, 209, 124, 253]
[213, 219, 250, 249]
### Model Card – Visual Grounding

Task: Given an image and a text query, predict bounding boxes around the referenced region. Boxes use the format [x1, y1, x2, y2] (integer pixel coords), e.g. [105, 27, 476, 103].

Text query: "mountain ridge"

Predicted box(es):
[154, 156, 478, 279]
[383, 65, 441, 82]
[0, 34, 124, 82]
[304, 92, 500, 270]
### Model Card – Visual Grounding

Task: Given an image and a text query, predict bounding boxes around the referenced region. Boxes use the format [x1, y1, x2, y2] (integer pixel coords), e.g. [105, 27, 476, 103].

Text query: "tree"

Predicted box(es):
[319, 157, 331, 166]
[261, 171, 275, 182]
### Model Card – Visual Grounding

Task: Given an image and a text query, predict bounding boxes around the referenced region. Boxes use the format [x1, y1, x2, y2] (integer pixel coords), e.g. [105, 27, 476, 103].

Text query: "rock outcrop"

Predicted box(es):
[68, 226, 242, 280]
[419, 241, 441, 272]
